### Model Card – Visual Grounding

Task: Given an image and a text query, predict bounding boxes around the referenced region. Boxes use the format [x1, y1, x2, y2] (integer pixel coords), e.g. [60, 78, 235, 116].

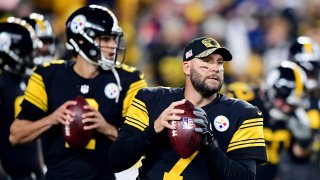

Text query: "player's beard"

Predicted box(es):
[190, 67, 223, 98]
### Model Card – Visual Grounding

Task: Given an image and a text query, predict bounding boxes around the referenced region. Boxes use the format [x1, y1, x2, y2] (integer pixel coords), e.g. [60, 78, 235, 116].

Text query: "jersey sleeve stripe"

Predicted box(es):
[125, 120, 145, 131]
[122, 80, 147, 117]
[227, 124, 265, 152]
[24, 73, 48, 112]
[124, 98, 149, 131]
[125, 117, 147, 131]
[126, 116, 148, 128]
[239, 122, 263, 129]
[228, 138, 265, 148]
[241, 118, 263, 125]
[227, 143, 266, 152]
[125, 111, 149, 129]
[132, 101, 148, 114]
[30, 73, 45, 88]
[24, 91, 46, 111]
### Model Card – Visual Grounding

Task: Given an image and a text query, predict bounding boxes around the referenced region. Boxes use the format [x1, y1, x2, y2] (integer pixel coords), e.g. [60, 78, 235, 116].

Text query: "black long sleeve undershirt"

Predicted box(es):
[203, 142, 256, 180]
[109, 126, 157, 172]
[109, 127, 256, 180]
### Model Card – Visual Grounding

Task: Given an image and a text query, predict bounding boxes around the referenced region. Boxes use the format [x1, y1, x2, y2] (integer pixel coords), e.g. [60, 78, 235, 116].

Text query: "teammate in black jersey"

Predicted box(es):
[109, 37, 267, 180]
[227, 60, 316, 180]
[0, 17, 44, 180]
[277, 37, 320, 180]
[9, 5, 147, 180]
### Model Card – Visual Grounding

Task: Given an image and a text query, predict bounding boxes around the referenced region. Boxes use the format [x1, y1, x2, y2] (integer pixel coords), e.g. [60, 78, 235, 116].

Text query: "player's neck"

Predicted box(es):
[73, 58, 99, 79]
[184, 84, 217, 107]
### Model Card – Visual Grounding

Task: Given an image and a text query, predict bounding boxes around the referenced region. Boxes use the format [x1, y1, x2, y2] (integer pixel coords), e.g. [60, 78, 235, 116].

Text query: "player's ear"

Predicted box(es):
[183, 61, 191, 76]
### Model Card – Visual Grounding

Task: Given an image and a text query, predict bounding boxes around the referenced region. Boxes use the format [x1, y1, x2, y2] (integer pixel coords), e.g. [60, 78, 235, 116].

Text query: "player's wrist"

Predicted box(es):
[206, 139, 219, 151]
[43, 115, 56, 127]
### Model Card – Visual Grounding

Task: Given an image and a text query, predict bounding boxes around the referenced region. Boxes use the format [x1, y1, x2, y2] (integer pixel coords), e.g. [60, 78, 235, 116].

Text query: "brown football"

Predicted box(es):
[63, 96, 93, 149]
[167, 100, 202, 158]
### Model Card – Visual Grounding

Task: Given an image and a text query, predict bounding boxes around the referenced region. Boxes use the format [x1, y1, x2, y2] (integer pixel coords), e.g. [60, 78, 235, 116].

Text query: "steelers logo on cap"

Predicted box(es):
[201, 37, 220, 48]
[213, 115, 229, 132]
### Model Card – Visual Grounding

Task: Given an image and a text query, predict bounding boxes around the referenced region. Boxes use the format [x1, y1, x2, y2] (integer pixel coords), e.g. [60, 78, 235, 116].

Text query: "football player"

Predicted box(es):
[0, 17, 44, 180]
[23, 13, 56, 66]
[288, 37, 320, 134]
[277, 37, 320, 180]
[109, 37, 267, 179]
[9, 5, 147, 179]
[227, 61, 314, 180]
[288, 36, 320, 93]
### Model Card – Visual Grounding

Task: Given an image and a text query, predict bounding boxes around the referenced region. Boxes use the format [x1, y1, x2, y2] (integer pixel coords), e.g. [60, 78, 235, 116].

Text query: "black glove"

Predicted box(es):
[193, 107, 217, 148]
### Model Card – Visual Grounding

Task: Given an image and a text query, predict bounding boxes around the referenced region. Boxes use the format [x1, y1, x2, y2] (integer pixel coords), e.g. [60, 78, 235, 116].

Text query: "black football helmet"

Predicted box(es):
[23, 13, 56, 65]
[264, 61, 307, 107]
[0, 17, 39, 75]
[288, 36, 320, 91]
[65, 4, 124, 69]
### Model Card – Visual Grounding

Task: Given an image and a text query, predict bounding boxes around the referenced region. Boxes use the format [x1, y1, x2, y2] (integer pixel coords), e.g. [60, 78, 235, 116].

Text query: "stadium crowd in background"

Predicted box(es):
[0, 0, 320, 86]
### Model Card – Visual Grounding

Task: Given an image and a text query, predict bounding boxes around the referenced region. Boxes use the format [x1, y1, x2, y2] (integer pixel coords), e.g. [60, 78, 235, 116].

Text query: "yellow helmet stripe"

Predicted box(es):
[292, 65, 303, 98]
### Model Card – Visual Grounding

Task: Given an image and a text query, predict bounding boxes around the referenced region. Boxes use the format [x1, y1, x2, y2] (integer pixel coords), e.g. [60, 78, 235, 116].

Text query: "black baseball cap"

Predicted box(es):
[183, 37, 232, 61]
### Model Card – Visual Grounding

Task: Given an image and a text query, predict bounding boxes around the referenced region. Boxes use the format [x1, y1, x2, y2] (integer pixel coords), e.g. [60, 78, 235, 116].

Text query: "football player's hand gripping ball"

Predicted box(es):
[193, 107, 219, 150]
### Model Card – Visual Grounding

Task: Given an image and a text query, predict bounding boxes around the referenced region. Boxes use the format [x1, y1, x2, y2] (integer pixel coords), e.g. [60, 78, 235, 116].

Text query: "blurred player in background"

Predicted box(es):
[263, 61, 314, 180]
[277, 37, 320, 180]
[0, 17, 44, 180]
[227, 60, 314, 180]
[9, 5, 147, 180]
[23, 12, 56, 66]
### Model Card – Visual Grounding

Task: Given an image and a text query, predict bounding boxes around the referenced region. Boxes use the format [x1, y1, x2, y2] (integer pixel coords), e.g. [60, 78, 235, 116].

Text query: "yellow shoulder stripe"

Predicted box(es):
[120, 64, 137, 72]
[124, 97, 149, 131]
[24, 73, 48, 112]
[122, 79, 147, 117]
[43, 60, 65, 67]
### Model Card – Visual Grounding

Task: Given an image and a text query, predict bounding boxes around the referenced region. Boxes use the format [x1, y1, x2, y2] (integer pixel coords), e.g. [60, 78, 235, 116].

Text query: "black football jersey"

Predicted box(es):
[0, 71, 42, 176]
[17, 60, 147, 179]
[122, 87, 267, 180]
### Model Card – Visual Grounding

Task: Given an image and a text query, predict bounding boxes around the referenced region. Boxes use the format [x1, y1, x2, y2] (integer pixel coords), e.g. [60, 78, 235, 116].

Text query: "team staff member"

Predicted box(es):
[109, 37, 267, 179]
[9, 5, 147, 180]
